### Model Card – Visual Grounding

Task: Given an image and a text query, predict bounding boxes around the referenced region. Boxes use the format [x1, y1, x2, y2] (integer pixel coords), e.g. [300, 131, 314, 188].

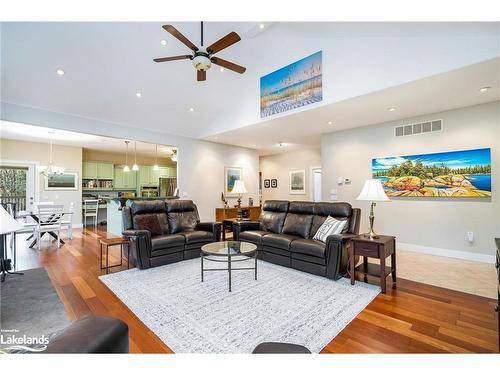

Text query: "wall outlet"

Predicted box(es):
[467, 231, 474, 243]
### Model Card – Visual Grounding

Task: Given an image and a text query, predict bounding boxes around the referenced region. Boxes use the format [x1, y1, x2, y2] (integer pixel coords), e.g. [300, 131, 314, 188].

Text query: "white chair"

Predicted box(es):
[61, 202, 74, 239]
[34, 204, 64, 249]
[83, 199, 99, 230]
[34, 202, 55, 212]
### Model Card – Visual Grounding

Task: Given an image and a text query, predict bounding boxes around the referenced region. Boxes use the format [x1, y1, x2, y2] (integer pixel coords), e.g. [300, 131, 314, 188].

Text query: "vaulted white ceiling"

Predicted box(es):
[1, 22, 499, 152]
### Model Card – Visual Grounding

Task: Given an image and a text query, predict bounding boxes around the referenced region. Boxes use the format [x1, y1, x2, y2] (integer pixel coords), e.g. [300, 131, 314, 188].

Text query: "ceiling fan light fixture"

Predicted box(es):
[192, 54, 211, 71]
[171, 149, 178, 162]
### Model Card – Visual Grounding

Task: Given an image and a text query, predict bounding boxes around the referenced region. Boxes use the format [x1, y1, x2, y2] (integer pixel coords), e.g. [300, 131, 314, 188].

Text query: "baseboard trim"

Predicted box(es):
[398, 242, 495, 264]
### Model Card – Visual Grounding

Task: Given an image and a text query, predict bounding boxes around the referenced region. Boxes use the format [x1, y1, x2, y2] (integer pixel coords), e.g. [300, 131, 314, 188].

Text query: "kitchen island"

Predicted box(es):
[105, 197, 178, 236]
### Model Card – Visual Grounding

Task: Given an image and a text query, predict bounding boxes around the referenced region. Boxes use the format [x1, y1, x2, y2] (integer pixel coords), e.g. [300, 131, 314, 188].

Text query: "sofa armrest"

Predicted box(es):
[122, 230, 151, 269]
[196, 222, 222, 241]
[233, 221, 260, 241]
[43, 315, 129, 353]
[324, 234, 357, 280]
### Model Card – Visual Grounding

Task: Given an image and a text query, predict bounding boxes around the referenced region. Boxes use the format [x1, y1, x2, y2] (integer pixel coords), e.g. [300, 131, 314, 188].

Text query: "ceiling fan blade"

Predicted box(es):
[210, 57, 246, 74]
[162, 24, 199, 52]
[206, 32, 241, 54]
[197, 70, 206, 81]
[153, 55, 192, 63]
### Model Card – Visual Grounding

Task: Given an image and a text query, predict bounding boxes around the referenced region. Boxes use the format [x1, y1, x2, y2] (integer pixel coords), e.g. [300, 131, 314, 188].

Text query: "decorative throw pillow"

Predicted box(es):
[312, 216, 347, 243]
[134, 214, 163, 236]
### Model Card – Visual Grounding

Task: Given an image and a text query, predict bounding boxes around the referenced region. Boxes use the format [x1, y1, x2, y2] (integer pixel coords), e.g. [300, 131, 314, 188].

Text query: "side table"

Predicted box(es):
[99, 237, 130, 274]
[349, 235, 396, 293]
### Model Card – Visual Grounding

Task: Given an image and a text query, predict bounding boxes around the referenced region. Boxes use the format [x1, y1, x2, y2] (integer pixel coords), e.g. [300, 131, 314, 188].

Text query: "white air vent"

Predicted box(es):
[395, 119, 442, 137]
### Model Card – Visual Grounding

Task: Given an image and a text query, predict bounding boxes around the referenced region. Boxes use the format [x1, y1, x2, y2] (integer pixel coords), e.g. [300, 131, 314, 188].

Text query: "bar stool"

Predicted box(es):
[99, 237, 130, 274]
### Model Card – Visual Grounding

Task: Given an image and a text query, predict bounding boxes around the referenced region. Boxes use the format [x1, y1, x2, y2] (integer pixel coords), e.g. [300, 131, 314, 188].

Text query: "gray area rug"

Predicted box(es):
[0, 268, 69, 341]
[100, 258, 380, 353]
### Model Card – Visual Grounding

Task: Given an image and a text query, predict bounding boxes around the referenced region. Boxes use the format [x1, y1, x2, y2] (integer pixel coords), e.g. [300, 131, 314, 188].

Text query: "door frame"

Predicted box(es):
[0, 159, 40, 210]
[310, 166, 322, 202]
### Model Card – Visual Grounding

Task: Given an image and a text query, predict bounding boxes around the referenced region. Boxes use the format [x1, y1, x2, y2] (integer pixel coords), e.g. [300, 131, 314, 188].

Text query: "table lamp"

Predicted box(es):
[356, 179, 390, 240]
[231, 180, 247, 221]
[0, 205, 24, 282]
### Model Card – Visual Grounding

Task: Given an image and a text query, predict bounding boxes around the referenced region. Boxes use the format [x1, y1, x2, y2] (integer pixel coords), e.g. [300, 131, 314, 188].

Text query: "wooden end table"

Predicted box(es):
[99, 237, 130, 274]
[349, 234, 396, 293]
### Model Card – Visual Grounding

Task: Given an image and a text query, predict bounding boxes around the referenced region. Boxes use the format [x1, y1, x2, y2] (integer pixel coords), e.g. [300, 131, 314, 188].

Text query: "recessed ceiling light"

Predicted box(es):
[327, 121, 333, 125]
[56, 69, 65, 76]
[479, 86, 491, 92]
[160, 39, 168, 46]
[252, 144, 257, 147]
[136, 92, 142, 98]
[278, 142, 284, 147]
[214, 136, 218, 140]
[259, 23, 265, 29]
[388, 107, 396, 112]
[189, 107, 194, 112]
[219, 67, 225, 72]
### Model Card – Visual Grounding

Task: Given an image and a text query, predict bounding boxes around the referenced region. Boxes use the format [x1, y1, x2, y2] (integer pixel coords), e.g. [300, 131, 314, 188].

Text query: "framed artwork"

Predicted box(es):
[264, 179, 270, 188]
[372, 148, 491, 198]
[224, 167, 242, 196]
[260, 51, 323, 118]
[289, 169, 306, 194]
[44, 172, 79, 191]
[271, 179, 278, 188]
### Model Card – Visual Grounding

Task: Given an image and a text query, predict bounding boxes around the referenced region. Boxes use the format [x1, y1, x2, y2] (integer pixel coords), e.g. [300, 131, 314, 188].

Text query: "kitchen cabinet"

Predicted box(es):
[138, 165, 173, 186]
[114, 167, 136, 189]
[158, 167, 174, 178]
[138, 165, 152, 186]
[83, 161, 114, 180]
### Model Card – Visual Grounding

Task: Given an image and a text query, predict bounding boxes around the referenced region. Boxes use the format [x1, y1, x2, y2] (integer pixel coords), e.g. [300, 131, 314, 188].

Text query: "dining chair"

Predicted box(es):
[35, 204, 64, 249]
[61, 202, 74, 239]
[83, 199, 99, 230]
[33, 201, 55, 213]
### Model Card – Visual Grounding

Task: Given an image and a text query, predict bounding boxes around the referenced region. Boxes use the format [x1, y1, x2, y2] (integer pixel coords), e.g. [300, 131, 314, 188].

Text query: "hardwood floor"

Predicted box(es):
[11, 227, 499, 354]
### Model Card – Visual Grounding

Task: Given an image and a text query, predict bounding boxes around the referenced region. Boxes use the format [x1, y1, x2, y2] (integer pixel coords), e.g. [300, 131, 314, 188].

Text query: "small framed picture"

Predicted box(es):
[271, 179, 277, 188]
[264, 179, 270, 188]
[289, 169, 306, 195]
[44, 172, 79, 191]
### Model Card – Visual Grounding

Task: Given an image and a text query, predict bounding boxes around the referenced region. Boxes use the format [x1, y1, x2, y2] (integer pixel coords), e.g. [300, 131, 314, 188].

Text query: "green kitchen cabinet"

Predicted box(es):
[82, 161, 98, 179]
[97, 162, 114, 179]
[150, 167, 161, 184]
[114, 167, 136, 189]
[138, 165, 151, 186]
[158, 167, 171, 178]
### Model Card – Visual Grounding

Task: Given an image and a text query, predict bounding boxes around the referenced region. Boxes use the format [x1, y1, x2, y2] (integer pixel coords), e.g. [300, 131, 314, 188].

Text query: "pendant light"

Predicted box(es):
[132, 142, 139, 171]
[40, 131, 65, 176]
[153, 144, 159, 171]
[123, 141, 131, 172]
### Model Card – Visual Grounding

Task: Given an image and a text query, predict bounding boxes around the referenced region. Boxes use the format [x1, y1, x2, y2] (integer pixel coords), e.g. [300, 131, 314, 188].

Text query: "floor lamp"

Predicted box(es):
[0, 205, 24, 282]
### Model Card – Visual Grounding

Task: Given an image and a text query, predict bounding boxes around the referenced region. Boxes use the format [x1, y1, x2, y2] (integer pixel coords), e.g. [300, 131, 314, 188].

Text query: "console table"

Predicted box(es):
[349, 235, 396, 294]
[215, 206, 261, 222]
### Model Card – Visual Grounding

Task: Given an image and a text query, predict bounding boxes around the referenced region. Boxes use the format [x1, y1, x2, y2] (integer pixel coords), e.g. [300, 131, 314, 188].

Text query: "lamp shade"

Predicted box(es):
[356, 179, 390, 202]
[0, 205, 23, 235]
[231, 180, 247, 194]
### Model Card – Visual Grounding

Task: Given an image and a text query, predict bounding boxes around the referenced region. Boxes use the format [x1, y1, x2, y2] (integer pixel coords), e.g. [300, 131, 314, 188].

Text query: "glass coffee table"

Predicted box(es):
[201, 241, 258, 292]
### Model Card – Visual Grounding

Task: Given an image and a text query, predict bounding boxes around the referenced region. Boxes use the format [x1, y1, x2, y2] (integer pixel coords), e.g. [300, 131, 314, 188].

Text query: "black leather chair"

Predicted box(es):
[122, 200, 221, 269]
[233, 200, 360, 280]
[252, 342, 311, 354]
[43, 315, 129, 353]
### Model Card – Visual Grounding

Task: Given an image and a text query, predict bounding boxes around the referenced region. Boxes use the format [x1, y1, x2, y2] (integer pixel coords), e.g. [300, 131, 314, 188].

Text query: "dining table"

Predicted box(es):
[16, 211, 72, 248]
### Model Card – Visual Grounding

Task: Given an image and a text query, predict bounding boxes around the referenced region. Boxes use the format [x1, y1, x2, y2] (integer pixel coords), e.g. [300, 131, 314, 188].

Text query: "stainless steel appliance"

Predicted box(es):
[158, 178, 177, 197]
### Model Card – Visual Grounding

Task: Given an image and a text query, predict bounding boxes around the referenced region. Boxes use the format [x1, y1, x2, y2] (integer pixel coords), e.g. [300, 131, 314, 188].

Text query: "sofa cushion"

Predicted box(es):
[178, 230, 213, 244]
[282, 213, 313, 239]
[133, 214, 163, 236]
[166, 200, 198, 213]
[290, 238, 326, 258]
[259, 211, 287, 234]
[239, 230, 269, 245]
[288, 201, 314, 215]
[311, 202, 352, 236]
[262, 200, 289, 212]
[262, 233, 300, 250]
[151, 234, 185, 251]
[131, 200, 166, 215]
[312, 216, 347, 243]
[290, 252, 326, 266]
[168, 212, 199, 233]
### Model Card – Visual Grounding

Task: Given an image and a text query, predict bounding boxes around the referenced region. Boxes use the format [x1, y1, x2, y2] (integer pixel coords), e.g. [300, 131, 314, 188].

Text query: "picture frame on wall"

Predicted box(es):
[289, 169, 306, 194]
[44, 172, 79, 191]
[271, 179, 277, 188]
[224, 166, 242, 196]
[264, 179, 270, 188]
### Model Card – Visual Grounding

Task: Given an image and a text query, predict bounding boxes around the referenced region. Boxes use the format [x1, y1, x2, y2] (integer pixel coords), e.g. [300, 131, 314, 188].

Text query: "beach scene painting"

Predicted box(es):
[260, 51, 322, 118]
[372, 148, 491, 198]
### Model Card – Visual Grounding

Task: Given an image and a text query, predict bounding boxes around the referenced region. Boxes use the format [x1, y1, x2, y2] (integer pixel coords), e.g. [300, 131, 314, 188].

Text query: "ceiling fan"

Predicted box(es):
[153, 22, 246, 81]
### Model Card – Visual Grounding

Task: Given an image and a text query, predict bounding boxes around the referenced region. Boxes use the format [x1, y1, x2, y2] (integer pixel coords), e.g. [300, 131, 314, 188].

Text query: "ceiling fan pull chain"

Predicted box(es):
[201, 21, 204, 47]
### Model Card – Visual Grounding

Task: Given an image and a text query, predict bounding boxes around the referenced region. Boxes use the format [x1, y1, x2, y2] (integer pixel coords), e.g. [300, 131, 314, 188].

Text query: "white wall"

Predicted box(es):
[321, 101, 500, 262]
[259, 147, 321, 202]
[0, 138, 83, 225]
[0, 102, 259, 221]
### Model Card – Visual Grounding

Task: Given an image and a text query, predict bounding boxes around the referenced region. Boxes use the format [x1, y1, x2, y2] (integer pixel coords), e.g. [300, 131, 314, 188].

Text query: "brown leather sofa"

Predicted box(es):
[122, 200, 221, 269]
[233, 200, 360, 280]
